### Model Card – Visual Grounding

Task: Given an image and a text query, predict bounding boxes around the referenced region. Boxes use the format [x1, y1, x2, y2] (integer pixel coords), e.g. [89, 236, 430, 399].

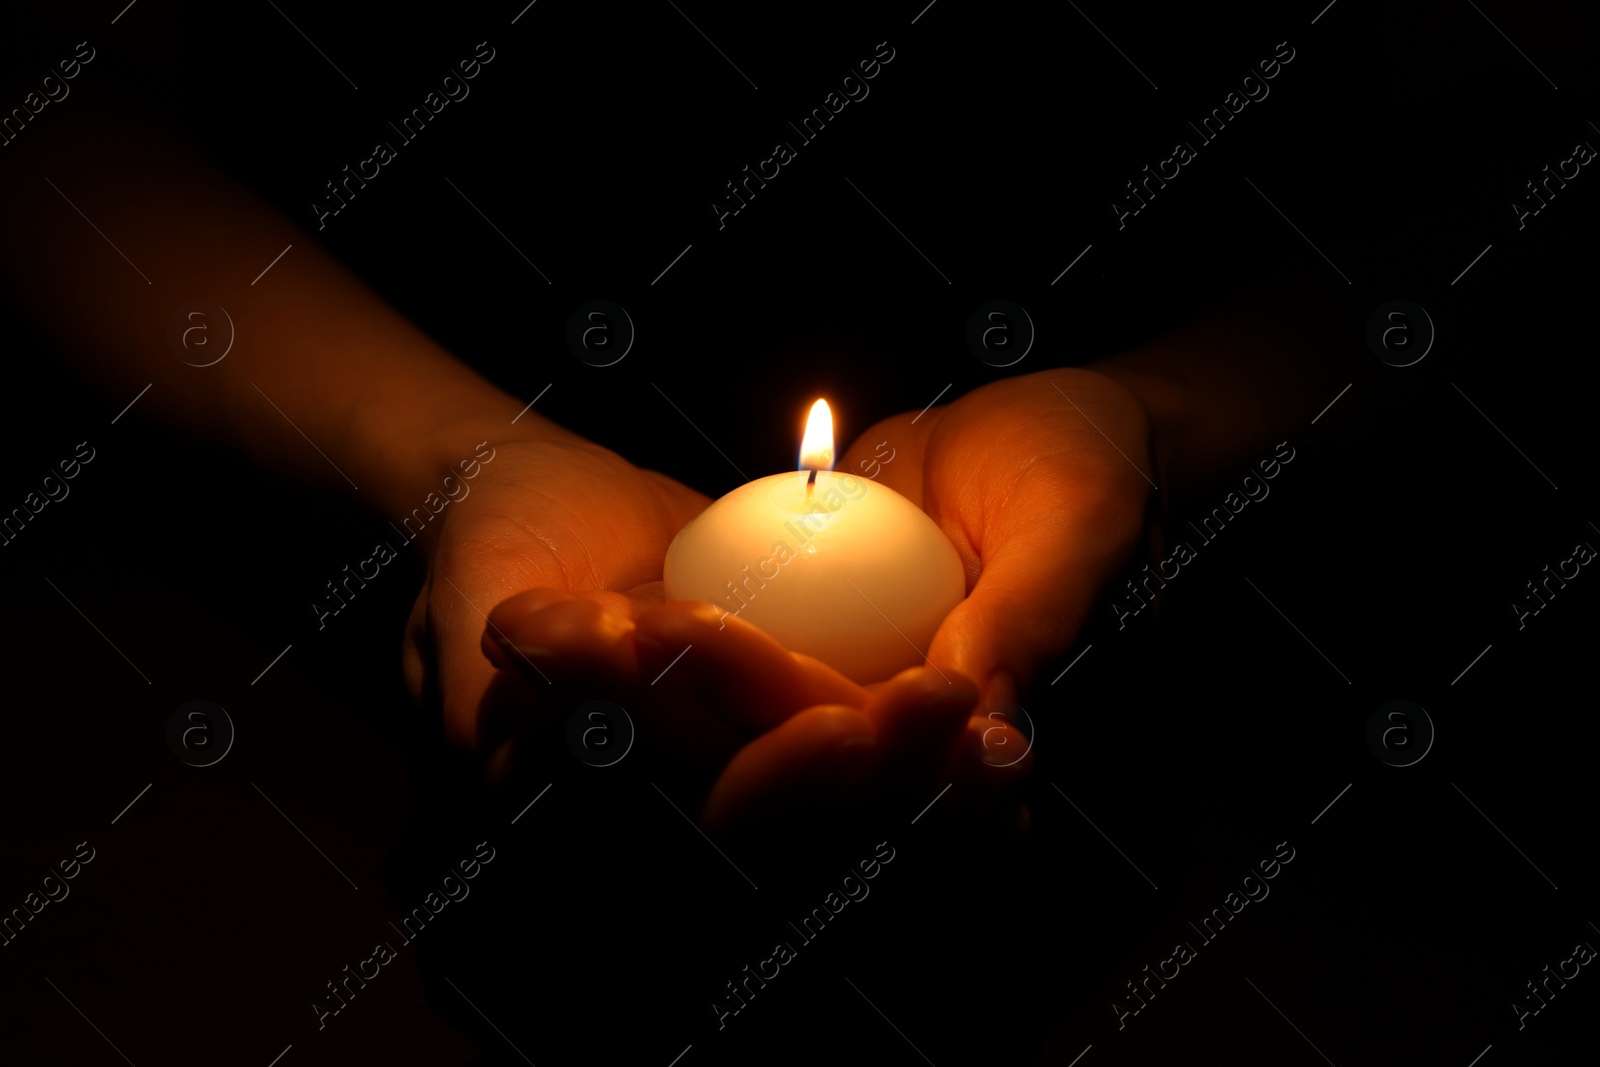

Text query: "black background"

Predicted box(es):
[0, 1, 1597, 1064]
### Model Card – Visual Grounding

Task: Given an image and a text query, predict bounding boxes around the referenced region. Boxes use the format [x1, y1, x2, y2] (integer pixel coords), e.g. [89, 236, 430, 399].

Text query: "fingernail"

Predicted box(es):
[930, 682, 980, 707]
[986, 671, 1017, 712]
[501, 649, 557, 688]
[483, 633, 513, 669]
[976, 721, 1030, 767]
[912, 667, 979, 708]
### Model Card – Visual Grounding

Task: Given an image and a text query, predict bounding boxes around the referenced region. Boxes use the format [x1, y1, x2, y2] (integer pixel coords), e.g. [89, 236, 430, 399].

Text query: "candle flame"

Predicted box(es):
[799, 398, 834, 471]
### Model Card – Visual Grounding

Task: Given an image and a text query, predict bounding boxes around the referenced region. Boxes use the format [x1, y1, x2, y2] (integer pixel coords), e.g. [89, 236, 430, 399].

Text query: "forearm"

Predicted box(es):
[1089, 279, 1364, 507]
[0, 91, 570, 525]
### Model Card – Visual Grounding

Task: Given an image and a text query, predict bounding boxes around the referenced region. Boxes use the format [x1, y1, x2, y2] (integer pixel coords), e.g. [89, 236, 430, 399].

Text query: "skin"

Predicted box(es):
[460, 366, 1157, 834]
[0, 70, 1359, 840]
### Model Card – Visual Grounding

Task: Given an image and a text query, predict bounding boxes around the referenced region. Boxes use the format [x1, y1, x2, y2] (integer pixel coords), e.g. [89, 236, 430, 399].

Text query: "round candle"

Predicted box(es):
[663, 401, 965, 683]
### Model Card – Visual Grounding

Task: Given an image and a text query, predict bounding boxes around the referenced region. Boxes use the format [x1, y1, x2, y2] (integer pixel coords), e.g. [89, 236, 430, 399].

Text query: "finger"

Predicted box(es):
[855, 665, 980, 810]
[836, 410, 933, 505]
[701, 668, 976, 839]
[929, 449, 1147, 696]
[946, 673, 1035, 814]
[486, 590, 643, 698]
[434, 578, 528, 751]
[488, 591, 770, 766]
[701, 704, 877, 838]
[632, 600, 869, 734]
[478, 668, 561, 791]
[486, 580, 667, 646]
[482, 684, 745, 794]
[863, 664, 979, 756]
[483, 587, 582, 658]
[432, 547, 565, 752]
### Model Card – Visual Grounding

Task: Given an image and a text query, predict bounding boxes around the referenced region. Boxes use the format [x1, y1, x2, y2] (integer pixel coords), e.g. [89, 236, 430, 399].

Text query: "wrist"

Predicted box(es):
[1083, 357, 1194, 504]
[342, 349, 569, 526]
[1052, 362, 1178, 585]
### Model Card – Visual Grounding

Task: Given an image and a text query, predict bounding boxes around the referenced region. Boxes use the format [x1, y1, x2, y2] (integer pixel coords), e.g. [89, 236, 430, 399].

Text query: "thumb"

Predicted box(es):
[928, 449, 1150, 694]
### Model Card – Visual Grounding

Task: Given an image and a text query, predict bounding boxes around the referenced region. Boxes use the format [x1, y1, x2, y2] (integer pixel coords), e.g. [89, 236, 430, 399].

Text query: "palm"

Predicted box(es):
[409, 368, 1153, 836]
[408, 436, 905, 806]
[839, 367, 1156, 697]
[403, 437, 710, 753]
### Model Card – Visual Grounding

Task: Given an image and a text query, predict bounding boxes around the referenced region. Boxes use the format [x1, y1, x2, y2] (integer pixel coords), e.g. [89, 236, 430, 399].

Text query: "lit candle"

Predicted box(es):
[663, 399, 966, 683]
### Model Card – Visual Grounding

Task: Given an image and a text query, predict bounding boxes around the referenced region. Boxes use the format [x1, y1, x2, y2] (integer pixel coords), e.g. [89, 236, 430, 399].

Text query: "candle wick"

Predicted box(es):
[806, 468, 817, 499]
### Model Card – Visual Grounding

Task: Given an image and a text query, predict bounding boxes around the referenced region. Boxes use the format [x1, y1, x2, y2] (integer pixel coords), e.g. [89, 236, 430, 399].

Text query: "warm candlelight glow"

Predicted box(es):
[663, 392, 964, 683]
[799, 398, 834, 472]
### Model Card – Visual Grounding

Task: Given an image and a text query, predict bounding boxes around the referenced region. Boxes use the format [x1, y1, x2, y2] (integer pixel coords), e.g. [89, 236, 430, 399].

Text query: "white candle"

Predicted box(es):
[663, 400, 965, 683]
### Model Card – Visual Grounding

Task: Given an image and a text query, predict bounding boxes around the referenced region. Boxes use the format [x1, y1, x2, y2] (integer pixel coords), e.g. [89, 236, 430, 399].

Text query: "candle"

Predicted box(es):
[663, 399, 966, 683]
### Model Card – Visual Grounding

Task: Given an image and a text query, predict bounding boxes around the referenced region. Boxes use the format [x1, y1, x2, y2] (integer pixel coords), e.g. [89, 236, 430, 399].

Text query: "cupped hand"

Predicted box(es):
[804, 365, 1160, 830]
[400, 434, 708, 757]
[401, 432, 1009, 836]
[837, 365, 1159, 712]
[450, 365, 1156, 835]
